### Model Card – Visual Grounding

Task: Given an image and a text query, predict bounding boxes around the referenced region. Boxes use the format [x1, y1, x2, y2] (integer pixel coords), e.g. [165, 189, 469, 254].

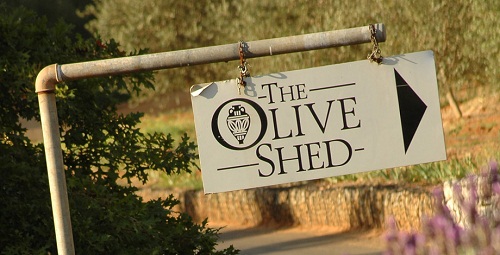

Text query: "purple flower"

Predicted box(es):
[492, 183, 500, 195]
[445, 224, 462, 247]
[428, 246, 440, 255]
[382, 161, 500, 255]
[402, 233, 422, 255]
[432, 187, 454, 220]
[489, 161, 498, 178]
[432, 187, 444, 204]
[433, 215, 451, 230]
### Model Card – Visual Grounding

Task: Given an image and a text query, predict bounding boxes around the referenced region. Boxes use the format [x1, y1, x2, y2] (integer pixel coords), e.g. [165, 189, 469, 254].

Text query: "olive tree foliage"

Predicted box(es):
[3, 0, 93, 37]
[84, 0, 498, 104]
[0, 4, 237, 254]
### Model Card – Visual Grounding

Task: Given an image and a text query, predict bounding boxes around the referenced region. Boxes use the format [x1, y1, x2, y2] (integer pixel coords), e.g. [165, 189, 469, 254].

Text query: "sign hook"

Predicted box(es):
[367, 24, 383, 64]
[236, 41, 250, 94]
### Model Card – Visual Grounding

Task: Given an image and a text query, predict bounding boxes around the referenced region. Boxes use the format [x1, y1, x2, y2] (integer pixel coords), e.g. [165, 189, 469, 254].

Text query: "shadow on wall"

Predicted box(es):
[169, 182, 435, 231]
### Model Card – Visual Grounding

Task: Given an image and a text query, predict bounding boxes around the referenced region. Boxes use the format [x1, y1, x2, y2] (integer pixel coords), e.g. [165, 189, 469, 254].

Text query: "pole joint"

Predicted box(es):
[35, 64, 61, 94]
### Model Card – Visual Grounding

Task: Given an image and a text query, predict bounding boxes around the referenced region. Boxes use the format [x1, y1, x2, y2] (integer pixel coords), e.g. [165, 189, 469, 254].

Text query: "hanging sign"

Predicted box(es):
[191, 50, 446, 194]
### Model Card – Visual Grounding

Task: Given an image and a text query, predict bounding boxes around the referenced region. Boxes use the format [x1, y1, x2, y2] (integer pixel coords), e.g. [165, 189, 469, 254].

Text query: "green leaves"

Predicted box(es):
[84, 0, 499, 104]
[0, 3, 236, 254]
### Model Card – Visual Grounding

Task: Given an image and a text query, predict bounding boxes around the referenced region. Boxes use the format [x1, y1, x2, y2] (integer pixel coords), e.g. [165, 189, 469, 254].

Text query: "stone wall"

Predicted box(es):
[139, 163, 500, 232]
[138, 183, 435, 231]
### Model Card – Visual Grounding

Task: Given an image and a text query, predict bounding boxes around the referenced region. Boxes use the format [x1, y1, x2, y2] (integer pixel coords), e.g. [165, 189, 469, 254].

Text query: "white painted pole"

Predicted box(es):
[35, 24, 386, 255]
[38, 92, 75, 254]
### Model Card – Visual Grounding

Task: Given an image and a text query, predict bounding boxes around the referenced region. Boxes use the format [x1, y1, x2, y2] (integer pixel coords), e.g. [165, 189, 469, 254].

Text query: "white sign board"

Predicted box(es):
[191, 50, 446, 193]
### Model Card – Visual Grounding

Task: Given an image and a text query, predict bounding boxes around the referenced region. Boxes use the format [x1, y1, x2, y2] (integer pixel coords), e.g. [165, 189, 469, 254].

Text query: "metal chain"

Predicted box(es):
[237, 41, 250, 94]
[367, 24, 383, 64]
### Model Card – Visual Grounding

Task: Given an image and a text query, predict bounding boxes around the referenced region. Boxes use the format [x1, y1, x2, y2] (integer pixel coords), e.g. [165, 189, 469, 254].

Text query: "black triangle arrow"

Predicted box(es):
[394, 69, 427, 153]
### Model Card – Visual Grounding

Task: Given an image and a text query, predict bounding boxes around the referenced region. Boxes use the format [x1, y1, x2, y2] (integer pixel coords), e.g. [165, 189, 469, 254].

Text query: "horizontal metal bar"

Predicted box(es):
[58, 23, 385, 81]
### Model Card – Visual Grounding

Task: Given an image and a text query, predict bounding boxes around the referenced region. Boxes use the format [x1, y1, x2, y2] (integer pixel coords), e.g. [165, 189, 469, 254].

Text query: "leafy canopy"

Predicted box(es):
[83, 0, 499, 105]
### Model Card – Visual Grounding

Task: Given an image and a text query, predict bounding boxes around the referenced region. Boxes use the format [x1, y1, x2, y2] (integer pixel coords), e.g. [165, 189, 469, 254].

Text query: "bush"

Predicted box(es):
[0, 4, 237, 254]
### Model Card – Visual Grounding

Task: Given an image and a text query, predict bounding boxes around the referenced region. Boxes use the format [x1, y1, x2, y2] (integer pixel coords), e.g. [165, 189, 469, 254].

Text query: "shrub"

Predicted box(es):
[0, 4, 237, 254]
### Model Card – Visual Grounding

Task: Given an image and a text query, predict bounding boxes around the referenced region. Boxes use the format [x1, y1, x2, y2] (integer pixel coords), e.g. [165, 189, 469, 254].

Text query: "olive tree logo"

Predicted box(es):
[211, 98, 267, 150]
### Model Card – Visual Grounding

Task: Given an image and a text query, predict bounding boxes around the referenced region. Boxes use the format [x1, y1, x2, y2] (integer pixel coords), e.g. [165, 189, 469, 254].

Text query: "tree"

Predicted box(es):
[3, 0, 94, 37]
[83, 0, 499, 106]
[0, 3, 238, 254]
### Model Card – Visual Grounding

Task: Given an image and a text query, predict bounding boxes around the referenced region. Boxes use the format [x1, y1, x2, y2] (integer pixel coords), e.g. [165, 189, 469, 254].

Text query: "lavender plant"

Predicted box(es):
[384, 161, 500, 255]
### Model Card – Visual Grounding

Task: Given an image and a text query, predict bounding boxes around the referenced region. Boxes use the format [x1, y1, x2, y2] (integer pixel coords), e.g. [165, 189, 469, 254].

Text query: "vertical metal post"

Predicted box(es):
[38, 95, 75, 254]
[36, 65, 75, 255]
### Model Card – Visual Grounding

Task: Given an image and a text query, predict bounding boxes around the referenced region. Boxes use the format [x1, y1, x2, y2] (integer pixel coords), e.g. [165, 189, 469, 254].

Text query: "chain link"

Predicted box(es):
[367, 24, 383, 64]
[237, 41, 250, 94]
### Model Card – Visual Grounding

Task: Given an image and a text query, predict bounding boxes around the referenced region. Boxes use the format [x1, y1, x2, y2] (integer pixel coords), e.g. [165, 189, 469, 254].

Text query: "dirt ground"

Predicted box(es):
[440, 92, 500, 159]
